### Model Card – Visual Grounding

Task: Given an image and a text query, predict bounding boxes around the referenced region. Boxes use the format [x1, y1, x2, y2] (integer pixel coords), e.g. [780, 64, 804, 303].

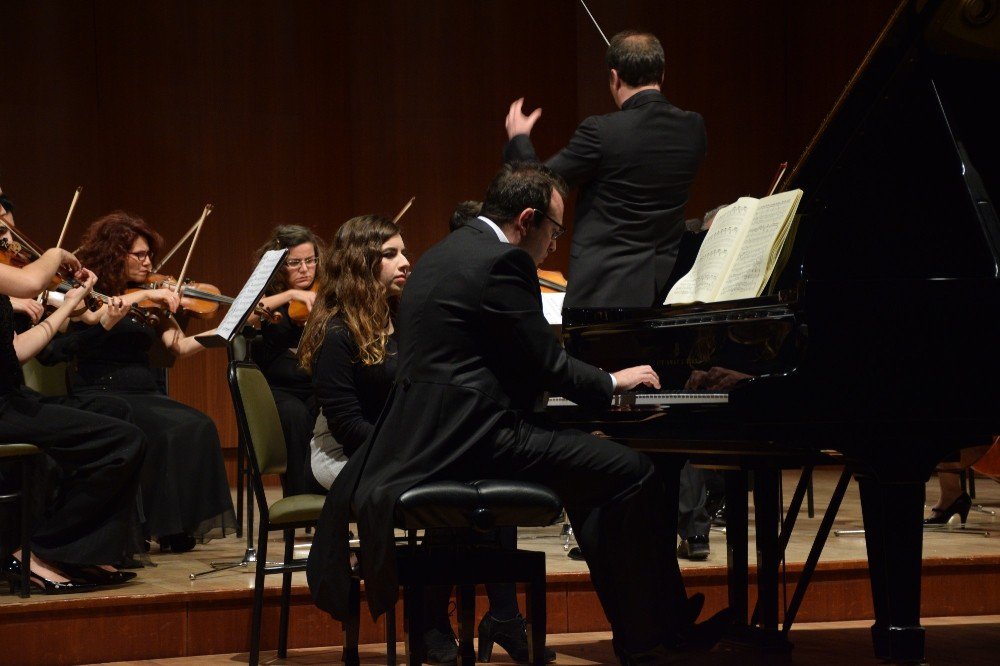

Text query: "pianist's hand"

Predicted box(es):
[684, 366, 752, 391]
[612, 365, 660, 392]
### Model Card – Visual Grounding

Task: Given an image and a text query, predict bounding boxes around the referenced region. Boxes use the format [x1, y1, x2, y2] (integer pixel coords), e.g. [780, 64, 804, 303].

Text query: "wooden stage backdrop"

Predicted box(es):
[1, 0, 898, 478]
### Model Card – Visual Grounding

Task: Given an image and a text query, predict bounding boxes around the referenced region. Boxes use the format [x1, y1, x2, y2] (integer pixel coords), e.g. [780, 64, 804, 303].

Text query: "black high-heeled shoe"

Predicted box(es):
[59, 563, 137, 586]
[3, 557, 98, 595]
[477, 613, 556, 663]
[924, 492, 972, 525]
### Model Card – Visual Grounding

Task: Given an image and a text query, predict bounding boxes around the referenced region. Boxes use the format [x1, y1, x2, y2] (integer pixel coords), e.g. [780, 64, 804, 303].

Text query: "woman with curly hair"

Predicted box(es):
[249, 225, 325, 494]
[297, 215, 408, 493]
[58, 211, 235, 553]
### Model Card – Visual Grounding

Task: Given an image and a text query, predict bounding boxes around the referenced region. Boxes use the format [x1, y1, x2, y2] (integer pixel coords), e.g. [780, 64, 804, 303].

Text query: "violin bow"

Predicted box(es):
[579, 0, 610, 46]
[173, 204, 213, 294]
[154, 217, 202, 273]
[766, 162, 789, 197]
[392, 196, 416, 224]
[56, 186, 83, 250]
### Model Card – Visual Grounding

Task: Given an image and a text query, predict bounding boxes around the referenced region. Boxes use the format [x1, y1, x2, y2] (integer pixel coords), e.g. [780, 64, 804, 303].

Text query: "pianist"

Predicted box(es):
[307, 163, 728, 664]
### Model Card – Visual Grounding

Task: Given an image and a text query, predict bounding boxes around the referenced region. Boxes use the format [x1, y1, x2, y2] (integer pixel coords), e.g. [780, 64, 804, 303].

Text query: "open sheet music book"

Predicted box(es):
[195, 249, 288, 347]
[664, 189, 803, 305]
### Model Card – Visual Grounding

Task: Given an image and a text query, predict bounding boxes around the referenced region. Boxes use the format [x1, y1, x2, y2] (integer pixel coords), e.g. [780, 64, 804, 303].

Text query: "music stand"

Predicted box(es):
[189, 249, 287, 580]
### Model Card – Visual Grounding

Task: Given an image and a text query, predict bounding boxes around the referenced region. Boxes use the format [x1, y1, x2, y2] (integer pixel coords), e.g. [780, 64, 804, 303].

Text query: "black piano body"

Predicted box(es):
[552, 0, 1000, 662]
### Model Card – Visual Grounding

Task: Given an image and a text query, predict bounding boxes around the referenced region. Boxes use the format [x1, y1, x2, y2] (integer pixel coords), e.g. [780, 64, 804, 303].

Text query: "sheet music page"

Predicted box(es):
[198, 249, 288, 346]
[541, 292, 565, 325]
[716, 190, 802, 302]
[664, 199, 754, 304]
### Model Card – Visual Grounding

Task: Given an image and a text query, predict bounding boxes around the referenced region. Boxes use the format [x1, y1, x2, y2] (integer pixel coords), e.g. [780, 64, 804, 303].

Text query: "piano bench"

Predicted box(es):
[393, 480, 561, 666]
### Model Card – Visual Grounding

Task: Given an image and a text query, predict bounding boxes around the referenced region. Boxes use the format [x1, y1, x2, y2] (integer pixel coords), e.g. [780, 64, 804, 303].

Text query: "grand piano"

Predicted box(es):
[550, 0, 1000, 662]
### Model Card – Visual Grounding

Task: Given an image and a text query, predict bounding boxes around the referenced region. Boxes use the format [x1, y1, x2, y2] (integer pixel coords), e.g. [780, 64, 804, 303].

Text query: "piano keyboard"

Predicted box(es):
[548, 391, 729, 408]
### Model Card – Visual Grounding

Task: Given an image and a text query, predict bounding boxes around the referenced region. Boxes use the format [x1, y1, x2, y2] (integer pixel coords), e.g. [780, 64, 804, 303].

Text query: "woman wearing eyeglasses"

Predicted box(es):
[53, 211, 235, 553]
[249, 225, 325, 495]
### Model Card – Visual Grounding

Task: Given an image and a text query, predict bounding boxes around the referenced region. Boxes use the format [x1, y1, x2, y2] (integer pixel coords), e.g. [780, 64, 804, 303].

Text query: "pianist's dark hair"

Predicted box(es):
[606, 31, 664, 87]
[449, 200, 482, 232]
[480, 162, 567, 228]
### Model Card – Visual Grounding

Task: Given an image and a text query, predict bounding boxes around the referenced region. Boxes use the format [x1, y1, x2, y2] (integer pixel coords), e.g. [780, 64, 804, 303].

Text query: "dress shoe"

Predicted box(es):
[676, 606, 733, 651]
[159, 533, 197, 553]
[685, 592, 705, 625]
[422, 626, 458, 665]
[59, 563, 137, 586]
[477, 613, 556, 663]
[3, 557, 98, 595]
[924, 492, 972, 525]
[677, 535, 710, 561]
[567, 546, 585, 561]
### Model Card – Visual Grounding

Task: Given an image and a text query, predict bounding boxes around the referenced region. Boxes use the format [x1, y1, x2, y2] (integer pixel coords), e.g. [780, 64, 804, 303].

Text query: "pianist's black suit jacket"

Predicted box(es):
[504, 89, 706, 308]
[306, 217, 613, 620]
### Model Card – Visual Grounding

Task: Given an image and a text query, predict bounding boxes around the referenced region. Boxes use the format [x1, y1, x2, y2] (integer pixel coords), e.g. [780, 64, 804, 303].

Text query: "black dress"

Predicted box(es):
[251, 303, 318, 495]
[0, 295, 146, 565]
[65, 316, 235, 542]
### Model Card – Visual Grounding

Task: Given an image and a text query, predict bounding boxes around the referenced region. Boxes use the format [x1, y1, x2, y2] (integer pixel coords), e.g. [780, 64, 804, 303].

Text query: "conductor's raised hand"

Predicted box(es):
[506, 97, 542, 139]
[612, 365, 660, 393]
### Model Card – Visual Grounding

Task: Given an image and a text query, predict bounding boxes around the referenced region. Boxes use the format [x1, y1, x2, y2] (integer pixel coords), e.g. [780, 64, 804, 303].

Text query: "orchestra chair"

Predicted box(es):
[21, 358, 68, 397]
[0, 443, 41, 598]
[393, 480, 561, 666]
[228, 361, 329, 665]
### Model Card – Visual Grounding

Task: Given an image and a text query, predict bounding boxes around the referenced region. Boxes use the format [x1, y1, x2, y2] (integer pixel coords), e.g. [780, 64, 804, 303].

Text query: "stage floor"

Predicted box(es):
[4, 467, 1000, 665]
[3, 467, 998, 606]
[92, 616, 1000, 665]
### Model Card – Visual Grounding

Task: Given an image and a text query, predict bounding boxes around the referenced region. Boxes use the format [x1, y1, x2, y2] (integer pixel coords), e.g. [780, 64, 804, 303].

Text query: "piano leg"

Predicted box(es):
[857, 475, 926, 663]
[723, 470, 749, 625]
[753, 467, 781, 633]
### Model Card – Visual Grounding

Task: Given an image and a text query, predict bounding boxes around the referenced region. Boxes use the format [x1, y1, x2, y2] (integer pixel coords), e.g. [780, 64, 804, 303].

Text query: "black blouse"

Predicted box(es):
[0, 296, 25, 397]
[311, 317, 397, 457]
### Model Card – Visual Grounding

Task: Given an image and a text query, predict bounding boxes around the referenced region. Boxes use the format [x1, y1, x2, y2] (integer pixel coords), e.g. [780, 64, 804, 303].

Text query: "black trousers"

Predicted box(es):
[485, 424, 687, 654]
[0, 389, 145, 565]
[271, 387, 318, 496]
[677, 461, 710, 540]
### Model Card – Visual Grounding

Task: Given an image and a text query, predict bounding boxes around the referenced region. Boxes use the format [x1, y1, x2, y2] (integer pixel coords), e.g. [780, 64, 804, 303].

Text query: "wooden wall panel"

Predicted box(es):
[2, 1, 903, 477]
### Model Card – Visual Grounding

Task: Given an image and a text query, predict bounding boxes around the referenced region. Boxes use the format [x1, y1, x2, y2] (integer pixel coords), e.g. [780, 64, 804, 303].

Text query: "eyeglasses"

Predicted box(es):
[532, 209, 567, 240]
[285, 256, 319, 269]
[128, 250, 154, 262]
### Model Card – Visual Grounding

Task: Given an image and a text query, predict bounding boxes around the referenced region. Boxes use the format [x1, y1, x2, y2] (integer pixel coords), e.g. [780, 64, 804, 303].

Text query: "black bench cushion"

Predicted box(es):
[395, 480, 562, 531]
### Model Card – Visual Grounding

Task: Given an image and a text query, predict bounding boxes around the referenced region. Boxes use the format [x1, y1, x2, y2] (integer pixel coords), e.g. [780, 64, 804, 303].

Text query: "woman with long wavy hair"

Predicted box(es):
[297, 215, 408, 493]
[59, 211, 235, 553]
[249, 225, 325, 495]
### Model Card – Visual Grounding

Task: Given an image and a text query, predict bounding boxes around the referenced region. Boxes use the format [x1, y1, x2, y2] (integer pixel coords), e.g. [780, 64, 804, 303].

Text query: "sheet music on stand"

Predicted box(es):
[196, 249, 288, 348]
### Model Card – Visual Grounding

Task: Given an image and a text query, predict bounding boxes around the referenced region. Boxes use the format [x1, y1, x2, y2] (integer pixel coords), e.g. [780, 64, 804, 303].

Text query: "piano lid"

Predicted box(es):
[775, 0, 1000, 289]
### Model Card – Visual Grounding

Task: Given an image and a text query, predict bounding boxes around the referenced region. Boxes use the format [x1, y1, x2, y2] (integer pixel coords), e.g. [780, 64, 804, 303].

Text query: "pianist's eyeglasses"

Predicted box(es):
[532, 209, 567, 240]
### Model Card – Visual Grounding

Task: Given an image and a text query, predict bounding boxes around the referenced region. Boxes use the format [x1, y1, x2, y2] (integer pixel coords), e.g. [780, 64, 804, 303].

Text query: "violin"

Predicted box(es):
[126, 273, 279, 324]
[0, 223, 106, 318]
[288, 282, 319, 325]
[129, 273, 227, 319]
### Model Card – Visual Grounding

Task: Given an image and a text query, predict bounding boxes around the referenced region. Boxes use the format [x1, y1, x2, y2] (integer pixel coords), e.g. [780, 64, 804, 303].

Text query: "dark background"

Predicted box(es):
[1, 0, 899, 476]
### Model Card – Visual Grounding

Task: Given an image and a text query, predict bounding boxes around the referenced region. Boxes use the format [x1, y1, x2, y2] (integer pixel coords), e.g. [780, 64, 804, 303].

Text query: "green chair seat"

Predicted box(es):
[268, 493, 326, 526]
[0, 443, 41, 458]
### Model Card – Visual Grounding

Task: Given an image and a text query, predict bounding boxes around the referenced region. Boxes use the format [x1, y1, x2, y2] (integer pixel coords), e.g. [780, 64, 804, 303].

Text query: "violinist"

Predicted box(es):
[249, 225, 325, 495]
[56, 211, 235, 553]
[1, 199, 146, 592]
